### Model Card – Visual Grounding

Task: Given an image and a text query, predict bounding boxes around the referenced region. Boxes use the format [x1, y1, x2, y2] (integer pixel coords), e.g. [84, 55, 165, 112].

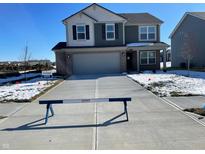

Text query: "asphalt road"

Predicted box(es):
[1, 75, 205, 149]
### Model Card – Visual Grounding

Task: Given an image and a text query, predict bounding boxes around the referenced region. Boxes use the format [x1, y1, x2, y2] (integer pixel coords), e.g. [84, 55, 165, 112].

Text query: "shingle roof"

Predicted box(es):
[52, 42, 67, 50]
[52, 42, 169, 50]
[52, 42, 125, 50]
[118, 13, 163, 25]
[188, 12, 205, 20]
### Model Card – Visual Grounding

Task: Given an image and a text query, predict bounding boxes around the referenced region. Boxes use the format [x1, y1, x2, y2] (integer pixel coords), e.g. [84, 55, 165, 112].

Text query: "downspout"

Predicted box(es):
[137, 50, 140, 72]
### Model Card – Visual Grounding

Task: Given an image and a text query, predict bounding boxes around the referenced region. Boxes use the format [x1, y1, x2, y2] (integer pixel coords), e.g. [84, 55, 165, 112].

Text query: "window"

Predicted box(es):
[139, 26, 156, 41]
[140, 51, 156, 65]
[106, 24, 115, 40]
[76, 25, 85, 40]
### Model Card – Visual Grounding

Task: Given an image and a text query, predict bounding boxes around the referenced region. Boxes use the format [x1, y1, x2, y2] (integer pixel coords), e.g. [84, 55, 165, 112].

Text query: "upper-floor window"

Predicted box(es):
[139, 26, 156, 41]
[106, 24, 115, 40]
[76, 25, 86, 40]
[72, 24, 90, 41]
[140, 51, 156, 65]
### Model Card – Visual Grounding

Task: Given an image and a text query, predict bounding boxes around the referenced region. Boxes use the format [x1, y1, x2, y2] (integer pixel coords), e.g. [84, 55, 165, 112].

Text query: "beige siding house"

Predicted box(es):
[53, 3, 169, 76]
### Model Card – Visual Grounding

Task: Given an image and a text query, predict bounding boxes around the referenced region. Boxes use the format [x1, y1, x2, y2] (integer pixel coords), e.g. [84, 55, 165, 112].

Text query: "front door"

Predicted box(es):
[126, 52, 133, 71]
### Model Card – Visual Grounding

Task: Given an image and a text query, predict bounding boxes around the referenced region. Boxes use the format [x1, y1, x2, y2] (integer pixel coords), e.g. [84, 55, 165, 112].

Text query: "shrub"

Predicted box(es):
[180, 62, 186, 68]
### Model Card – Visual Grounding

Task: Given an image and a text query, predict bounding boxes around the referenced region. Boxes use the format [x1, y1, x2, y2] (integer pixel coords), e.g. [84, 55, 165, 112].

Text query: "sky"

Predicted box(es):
[0, 3, 205, 62]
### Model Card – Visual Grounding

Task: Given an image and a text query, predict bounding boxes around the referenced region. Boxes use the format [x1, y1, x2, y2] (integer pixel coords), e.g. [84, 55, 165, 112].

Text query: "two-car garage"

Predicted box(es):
[72, 52, 121, 75]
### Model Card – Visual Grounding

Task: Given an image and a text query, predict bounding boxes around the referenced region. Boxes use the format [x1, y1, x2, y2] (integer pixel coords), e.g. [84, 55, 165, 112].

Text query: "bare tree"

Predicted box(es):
[180, 31, 197, 76]
[20, 44, 32, 81]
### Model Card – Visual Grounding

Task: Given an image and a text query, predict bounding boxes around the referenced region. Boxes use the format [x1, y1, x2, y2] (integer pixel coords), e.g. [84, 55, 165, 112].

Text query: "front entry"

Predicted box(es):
[126, 52, 137, 72]
[126, 52, 133, 71]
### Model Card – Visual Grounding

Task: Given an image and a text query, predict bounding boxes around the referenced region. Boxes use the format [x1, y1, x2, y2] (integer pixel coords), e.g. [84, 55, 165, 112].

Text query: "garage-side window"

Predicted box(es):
[140, 51, 156, 65]
[106, 24, 115, 40]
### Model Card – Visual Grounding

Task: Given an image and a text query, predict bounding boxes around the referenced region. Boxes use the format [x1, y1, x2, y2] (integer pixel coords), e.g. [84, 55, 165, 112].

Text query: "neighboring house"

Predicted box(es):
[53, 3, 169, 75]
[170, 12, 205, 68]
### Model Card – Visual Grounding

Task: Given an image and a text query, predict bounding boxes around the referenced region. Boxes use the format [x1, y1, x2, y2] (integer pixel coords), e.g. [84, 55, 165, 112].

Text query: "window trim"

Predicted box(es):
[139, 26, 157, 41]
[140, 51, 156, 65]
[76, 24, 86, 40]
[106, 23, 115, 41]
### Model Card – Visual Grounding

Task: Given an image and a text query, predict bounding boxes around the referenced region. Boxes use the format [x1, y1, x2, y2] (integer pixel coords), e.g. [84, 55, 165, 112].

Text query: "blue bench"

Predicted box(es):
[39, 97, 131, 124]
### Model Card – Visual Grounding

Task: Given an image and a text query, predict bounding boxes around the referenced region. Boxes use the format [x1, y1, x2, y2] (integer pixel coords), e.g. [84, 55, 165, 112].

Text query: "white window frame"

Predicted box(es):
[106, 23, 115, 41]
[139, 26, 156, 41]
[140, 51, 156, 65]
[76, 24, 86, 40]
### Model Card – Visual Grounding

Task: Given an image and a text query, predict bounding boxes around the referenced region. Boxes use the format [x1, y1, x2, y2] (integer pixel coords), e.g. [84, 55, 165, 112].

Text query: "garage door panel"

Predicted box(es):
[73, 52, 120, 75]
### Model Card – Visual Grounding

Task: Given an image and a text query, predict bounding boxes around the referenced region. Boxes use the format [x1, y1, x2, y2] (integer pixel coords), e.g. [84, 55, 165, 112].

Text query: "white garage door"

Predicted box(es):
[72, 52, 121, 75]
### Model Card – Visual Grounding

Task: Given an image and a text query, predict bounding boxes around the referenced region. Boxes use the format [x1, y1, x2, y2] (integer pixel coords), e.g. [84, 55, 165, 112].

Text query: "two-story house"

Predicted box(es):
[52, 3, 169, 75]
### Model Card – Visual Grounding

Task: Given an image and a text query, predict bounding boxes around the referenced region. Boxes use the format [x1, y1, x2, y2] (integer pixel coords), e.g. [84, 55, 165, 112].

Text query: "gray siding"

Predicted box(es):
[125, 25, 160, 44]
[94, 23, 123, 46]
[125, 26, 138, 44]
[171, 15, 205, 67]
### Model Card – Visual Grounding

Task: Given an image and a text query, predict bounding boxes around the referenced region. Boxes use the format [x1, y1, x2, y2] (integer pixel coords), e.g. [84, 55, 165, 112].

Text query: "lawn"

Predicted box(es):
[128, 70, 205, 97]
[0, 77, 60, 102]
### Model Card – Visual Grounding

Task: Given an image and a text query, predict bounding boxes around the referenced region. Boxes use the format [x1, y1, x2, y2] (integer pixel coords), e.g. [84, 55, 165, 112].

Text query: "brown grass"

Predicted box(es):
[183, 108, 205, 116]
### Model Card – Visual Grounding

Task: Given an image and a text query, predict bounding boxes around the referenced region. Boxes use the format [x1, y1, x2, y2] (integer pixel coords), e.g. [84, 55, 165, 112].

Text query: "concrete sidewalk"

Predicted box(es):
[1, 75, 205, 149]
[0, 103, 27, 117]
[166, 96, 205, 109]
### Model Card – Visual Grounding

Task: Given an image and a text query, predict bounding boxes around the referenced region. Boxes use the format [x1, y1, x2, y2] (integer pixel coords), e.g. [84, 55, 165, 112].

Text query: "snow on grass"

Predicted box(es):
[0, 77, 58, 102]
[128, 70, 205, 97]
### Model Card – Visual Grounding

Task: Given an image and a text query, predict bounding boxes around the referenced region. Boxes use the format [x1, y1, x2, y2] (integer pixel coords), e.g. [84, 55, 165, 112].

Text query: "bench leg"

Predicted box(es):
[123, 101, 129, 121]
[50, 104, 54, 116]
[45, 104, 50, 124]
[45, 104, 55, 124]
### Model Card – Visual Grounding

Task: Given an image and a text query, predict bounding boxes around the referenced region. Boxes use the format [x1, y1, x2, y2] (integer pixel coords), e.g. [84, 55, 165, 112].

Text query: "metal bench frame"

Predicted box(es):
[39, 97, 131, 124]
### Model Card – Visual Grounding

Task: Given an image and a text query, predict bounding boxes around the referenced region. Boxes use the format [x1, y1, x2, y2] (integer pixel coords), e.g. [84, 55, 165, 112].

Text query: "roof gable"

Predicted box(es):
[63, 3, 126, 24]
[169, 12, 205, 38]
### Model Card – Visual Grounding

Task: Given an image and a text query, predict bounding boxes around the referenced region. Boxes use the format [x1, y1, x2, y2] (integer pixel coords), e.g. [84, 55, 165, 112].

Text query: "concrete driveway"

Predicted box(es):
[1, 75, 205, 149]
[165, 96, 205, 109]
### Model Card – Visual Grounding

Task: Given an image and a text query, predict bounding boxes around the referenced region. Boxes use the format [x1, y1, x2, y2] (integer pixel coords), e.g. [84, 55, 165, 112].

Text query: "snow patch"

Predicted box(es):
[127, 43, 154, 47]
[0, 77, 58, 102]
[128, 70, 205, 97]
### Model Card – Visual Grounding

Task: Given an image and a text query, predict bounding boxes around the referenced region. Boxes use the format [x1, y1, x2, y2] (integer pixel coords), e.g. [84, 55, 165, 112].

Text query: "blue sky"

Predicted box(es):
[0, 3, 205, 62]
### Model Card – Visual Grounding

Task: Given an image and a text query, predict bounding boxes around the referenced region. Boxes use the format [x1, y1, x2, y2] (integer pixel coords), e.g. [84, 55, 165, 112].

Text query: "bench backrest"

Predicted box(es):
[39, 97, 131, 104]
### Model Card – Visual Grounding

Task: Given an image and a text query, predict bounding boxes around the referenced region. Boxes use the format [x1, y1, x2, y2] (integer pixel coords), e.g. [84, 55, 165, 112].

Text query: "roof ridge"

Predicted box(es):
[188, 11, 205, 13]
[118, 12, 149, 14]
